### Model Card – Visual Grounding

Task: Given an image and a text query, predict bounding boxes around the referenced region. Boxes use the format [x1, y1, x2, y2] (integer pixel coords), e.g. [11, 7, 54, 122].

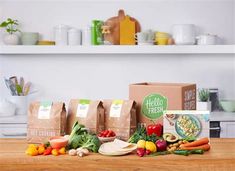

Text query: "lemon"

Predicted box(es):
[137, 140, 146, 149]
[145, 141, 157, 153]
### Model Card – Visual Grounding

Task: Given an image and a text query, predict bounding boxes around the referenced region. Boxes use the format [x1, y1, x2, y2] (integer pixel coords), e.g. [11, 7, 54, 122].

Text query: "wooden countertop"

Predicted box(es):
[0, 138, 235, 171]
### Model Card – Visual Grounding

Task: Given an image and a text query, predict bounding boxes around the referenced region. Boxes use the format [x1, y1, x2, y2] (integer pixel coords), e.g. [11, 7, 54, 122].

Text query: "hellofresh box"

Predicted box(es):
[129, 82, 196, 125]
[164, 110, 210, 139]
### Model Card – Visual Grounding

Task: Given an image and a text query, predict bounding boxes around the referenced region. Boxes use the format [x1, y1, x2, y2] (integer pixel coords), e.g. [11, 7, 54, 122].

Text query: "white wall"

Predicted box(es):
[234, 0, 235, 42]
[0, 0, 235, 105]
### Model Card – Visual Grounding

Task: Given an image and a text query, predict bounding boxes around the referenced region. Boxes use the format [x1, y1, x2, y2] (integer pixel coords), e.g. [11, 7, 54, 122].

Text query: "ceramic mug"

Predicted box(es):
[135, 32, 148, 43]
[21, 32, 39, 45]
[54, 24, 69, 45]
[172, 24, 196, 45]
[155, 32, 169, 45]
[145, 30, 155, 43]
[68, 28, 82, 45]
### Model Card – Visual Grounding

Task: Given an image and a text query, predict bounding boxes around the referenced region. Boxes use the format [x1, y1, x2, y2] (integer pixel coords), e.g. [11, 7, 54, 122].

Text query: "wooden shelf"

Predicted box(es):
[0, 45, 234, 55]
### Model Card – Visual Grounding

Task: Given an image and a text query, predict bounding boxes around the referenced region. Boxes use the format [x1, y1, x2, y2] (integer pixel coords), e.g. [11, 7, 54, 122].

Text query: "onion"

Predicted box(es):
[155, 140, 167, 151]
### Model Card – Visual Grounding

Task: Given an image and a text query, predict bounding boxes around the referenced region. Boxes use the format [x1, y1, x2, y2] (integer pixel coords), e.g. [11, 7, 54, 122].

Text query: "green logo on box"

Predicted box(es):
[141, 94, 168, 119]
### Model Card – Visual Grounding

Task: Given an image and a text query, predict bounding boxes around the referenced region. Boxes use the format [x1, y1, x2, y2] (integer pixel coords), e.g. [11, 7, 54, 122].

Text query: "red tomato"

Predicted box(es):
[111, 132, 116, 137]
[107, 131, 112, 137]
[103, 130, 109, 136]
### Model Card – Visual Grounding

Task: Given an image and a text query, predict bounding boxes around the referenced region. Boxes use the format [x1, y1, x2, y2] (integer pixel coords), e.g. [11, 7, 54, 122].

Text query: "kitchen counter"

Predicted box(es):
[0, 138, 235, 171]
[210, 112, 235, 122]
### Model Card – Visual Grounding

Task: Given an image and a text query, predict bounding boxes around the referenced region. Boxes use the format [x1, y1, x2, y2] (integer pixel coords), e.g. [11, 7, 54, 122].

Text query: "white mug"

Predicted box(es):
[54, 24, 69, 45]
[135, 32, 148, 43]
[145, 30, 155, 42]
[68, 28, 82, 45]
[83, 25, 91, 45]
[172, 24, 196, 45]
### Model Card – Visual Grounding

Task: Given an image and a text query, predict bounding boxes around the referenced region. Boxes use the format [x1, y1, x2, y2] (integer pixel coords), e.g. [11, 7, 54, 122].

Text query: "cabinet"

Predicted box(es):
[220, 121, 235, 138]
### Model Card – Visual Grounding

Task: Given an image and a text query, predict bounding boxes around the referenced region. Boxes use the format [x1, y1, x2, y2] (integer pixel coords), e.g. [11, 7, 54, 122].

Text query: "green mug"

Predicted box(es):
[21, 32, 39, 45]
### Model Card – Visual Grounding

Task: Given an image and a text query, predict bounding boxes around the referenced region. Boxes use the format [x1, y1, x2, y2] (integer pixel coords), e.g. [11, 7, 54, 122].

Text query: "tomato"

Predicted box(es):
[111, 131, 116, 137]
[107, 131, 112, 137]
[98, 130, 116, 137]
[103, 130, 109, 137]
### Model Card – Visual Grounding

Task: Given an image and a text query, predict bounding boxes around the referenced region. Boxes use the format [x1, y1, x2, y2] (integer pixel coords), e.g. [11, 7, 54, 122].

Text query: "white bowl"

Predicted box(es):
[98, 136, 116, 143]
[220, 100, 235, 112]
[0, 99, 16, 117]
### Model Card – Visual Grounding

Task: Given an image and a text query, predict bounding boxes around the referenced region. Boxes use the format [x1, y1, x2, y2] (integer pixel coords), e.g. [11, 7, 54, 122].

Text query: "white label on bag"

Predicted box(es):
[110, 100, 123, 117]
[38, 101, 52, 119]
[76, 99, 90, 118]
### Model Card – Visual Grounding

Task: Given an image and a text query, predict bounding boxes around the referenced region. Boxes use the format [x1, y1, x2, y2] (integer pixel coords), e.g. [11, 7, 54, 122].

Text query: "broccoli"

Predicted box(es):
[79, 134, 101, 153]
[68, 121, 101, 152]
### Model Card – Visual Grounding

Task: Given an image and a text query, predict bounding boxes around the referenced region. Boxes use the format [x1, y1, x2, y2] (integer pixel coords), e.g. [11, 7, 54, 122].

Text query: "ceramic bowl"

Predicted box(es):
[0, 100, 16, 117]
[98, 136, 116, 143]
[21, 32, 39, 45]
[220, 100, 235, 112]
[49, 136, 69, 149]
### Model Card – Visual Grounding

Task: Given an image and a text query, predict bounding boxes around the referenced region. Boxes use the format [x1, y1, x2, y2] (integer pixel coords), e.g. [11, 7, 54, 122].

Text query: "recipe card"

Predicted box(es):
[164, 110, 210, 139]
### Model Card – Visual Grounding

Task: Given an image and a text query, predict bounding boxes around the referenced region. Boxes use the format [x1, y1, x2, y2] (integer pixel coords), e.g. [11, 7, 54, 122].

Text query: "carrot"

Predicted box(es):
[180, 144, 210, 151]
[180, 137, 209, 148]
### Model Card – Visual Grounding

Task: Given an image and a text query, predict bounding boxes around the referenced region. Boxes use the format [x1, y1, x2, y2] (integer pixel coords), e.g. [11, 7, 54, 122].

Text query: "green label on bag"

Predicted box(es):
[110, 100, 123, 117]
[38, 101, 52, 119]
[141, 94, 167, 119]
[76, 99, 90, 118]
[79, 99, 90, 105]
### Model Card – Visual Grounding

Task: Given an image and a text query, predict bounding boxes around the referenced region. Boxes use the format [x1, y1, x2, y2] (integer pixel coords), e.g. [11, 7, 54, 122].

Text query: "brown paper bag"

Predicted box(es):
[66, 99, 105, 134]
[27, 101, 66, 143]
[103, 100, 137, 141]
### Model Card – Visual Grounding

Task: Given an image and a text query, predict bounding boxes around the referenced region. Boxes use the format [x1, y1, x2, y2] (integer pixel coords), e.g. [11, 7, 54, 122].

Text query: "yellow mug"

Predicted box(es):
[155, 32, 169, 45]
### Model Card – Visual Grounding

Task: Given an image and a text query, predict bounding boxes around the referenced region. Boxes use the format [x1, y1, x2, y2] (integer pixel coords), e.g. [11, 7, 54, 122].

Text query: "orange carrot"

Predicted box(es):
[180, 137, 209, 148]
[180, 143, 210, 151]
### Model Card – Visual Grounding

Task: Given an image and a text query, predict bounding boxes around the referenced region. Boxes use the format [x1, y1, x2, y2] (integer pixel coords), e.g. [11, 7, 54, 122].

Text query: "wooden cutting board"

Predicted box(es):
[120, 15, 135, 45]
[104, 9, 141, 45]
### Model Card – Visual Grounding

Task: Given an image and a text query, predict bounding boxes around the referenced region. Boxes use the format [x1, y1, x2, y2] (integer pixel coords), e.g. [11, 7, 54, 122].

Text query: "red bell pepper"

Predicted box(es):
[43, 146, 52, 155]
[147, 123, 163, 137]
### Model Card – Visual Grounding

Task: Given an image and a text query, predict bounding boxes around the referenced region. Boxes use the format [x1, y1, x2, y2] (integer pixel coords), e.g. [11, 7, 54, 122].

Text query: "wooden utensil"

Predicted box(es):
[23, 82, 31, 96]
[120, 15, 135, 45]
[104, 9, 141, 45]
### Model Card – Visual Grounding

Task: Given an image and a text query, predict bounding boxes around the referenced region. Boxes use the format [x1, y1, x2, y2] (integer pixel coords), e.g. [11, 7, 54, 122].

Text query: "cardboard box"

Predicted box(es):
[129, 82, 196, 125]
[164, 110, 210, 139]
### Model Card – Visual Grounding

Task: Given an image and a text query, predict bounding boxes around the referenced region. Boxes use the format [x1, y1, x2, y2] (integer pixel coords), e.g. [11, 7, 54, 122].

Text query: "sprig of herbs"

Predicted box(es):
[0, 18, 20, 34]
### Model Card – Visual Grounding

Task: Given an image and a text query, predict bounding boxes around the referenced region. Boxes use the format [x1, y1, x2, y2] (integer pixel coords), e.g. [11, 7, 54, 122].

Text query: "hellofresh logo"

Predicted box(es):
[142, 94, 168, 119]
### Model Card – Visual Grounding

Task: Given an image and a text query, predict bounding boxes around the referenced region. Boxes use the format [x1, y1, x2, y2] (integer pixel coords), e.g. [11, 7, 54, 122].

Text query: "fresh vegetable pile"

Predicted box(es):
[128, 124, 162, 144]
[25, 143, 66, 156]
[25, 121, 101, 157]
[128, 124, 210, 157]
[25, 120, 210, 158]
